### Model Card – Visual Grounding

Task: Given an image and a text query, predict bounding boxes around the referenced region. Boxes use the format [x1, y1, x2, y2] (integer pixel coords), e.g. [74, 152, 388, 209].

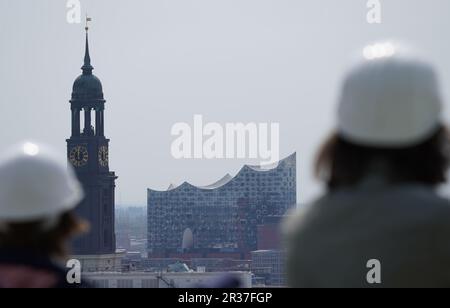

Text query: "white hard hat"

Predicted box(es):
[0, 142, 83, 224]
[337, 42, 443, 147]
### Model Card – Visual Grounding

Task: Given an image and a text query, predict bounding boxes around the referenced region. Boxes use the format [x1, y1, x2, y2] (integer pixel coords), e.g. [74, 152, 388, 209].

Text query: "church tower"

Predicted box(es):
[67, 23, 117, 255]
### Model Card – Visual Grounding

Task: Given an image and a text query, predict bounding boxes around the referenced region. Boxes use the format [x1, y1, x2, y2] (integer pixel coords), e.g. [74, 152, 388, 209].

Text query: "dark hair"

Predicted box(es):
[0, 211, 88, 258]
[315, 126, 450, 190]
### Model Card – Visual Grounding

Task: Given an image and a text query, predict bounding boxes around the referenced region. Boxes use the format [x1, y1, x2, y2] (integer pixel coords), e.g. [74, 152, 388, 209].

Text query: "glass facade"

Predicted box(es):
[147, 153, 296, 255]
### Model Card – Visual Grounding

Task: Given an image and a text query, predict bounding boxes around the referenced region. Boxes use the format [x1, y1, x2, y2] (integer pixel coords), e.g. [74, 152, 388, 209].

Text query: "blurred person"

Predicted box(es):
[0, 142, 89, 288]
[285, 42, 450, 288]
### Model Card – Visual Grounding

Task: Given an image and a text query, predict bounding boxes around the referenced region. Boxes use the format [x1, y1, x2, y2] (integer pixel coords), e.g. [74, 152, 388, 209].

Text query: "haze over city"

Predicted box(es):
[2, 0, 450, 205]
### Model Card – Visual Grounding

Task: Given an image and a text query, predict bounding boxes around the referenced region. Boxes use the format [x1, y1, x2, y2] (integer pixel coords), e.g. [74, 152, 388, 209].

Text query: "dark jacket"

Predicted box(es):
[284, 178, 450, 288]
[0, 249, 91, 288]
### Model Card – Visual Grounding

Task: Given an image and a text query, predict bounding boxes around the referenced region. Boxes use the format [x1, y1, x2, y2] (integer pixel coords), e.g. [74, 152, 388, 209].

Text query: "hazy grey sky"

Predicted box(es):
[1, 0, 450, 205]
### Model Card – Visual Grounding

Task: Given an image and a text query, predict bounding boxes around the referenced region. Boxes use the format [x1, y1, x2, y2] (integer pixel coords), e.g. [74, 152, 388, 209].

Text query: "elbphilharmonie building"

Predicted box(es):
[147, 153, 296, 258]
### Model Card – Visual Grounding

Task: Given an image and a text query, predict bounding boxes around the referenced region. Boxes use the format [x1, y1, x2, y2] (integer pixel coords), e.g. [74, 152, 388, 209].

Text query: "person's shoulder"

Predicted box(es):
[398, 185, 450, 214]
[284, 186, 450, 235]
[423, 190, 450, 224]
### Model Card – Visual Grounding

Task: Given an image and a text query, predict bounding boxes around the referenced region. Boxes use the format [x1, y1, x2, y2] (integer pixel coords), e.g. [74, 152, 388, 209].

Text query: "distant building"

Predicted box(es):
[115, 206, 147, 255]
[191, 258, 252, 273]
[143, 258, 185, 272]
[122, 251, 145, 272]
[252, 216, 287, 287]
[84, 271, 252, 288]
[257, 216, 285, 251]
[251, 250, 286, 287]
[141, 257, 251, 273]
[147, 154, 296, 258]
[74, 251, 125, 273]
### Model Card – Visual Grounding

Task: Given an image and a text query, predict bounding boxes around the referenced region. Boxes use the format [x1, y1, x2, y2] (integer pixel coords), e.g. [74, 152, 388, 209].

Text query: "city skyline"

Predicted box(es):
[2, 1, 450, 205]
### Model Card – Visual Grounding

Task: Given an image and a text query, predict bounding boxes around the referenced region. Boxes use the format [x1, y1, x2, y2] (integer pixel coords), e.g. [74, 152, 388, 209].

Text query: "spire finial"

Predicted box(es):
[82, 15, 93, 75]
[85, 14, 92, 32]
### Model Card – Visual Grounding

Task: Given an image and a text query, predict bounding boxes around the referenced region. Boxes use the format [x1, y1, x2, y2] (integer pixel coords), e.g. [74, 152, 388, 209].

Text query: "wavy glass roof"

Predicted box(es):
[148, 153, 296, 193]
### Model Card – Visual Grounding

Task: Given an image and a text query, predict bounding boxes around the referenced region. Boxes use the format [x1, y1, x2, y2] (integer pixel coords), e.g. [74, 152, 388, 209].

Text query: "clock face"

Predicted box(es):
[69, 146, 89, 167]
[98, 146, 109, 167]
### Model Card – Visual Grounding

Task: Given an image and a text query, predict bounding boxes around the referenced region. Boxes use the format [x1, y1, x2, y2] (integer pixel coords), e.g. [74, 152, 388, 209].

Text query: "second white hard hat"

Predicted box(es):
[337, 42, 443, 147]
[0, 142, 84, 223]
